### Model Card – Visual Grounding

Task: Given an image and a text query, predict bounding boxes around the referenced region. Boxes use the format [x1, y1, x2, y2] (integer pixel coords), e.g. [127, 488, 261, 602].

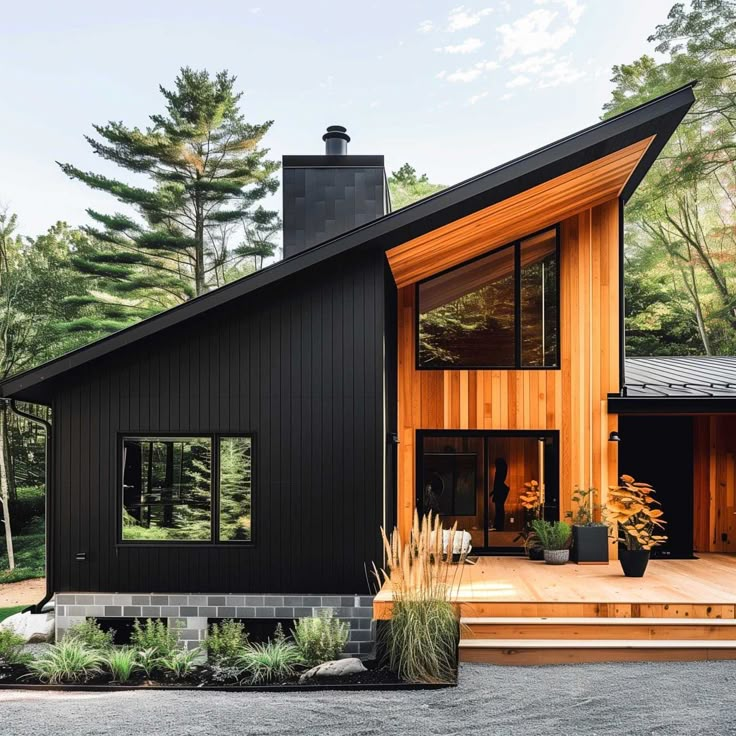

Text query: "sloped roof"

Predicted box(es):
[1, 83, 696, 403]
[609, 356, 736, 413]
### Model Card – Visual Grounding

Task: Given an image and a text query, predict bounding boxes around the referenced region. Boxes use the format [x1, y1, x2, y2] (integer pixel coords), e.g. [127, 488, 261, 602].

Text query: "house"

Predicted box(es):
[4, 82, 736, 660]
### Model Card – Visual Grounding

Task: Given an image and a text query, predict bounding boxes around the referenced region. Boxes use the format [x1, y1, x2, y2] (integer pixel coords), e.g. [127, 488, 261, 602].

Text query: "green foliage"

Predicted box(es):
[236, 637, 302, 684]
[603, 1, 736, 356]
[135, 647, 159, 679]
[66, 618, 115, 651]
[0, 628, 30, 665]
[566, 488, 605, 526]
[205, 619, 248, 665]
[218, 436, 252, 541]
[382, 598, 459, 685]
[26, 639, 103, 683]
[8, 486, 44, 531]
[156, 647, 201, 679]
[131, 618, 179, 659]
[292, 609, 349, 666]
[58, 66, 281, 325]
[388, 164, 445, 210]
[530, 520, 572, 551]
[104, 647, 139, 683]
[0, 519, 45, 583]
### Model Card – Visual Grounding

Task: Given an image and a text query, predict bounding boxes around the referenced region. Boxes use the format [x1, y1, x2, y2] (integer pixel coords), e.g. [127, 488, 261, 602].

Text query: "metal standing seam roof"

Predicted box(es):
[623, 356, 736, 398]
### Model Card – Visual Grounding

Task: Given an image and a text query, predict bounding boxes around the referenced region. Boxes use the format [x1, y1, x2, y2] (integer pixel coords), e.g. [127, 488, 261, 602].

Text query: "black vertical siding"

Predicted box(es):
[51, 248, 387, 594]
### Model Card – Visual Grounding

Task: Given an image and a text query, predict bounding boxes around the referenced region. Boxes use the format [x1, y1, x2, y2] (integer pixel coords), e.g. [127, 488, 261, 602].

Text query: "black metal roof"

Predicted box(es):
[0, 83, 696, 403]
[609, 356, 736, 414]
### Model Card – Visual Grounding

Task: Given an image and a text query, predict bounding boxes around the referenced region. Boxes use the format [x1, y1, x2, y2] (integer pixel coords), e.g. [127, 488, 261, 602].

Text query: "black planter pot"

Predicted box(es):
[618, 548, 650, 577]
[528, 546, 544, 561]
[571, 525, 609, 564]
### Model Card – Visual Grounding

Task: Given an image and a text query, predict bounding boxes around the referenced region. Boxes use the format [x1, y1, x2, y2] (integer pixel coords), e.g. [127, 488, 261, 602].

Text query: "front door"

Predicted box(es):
[416, 430, 559, 555]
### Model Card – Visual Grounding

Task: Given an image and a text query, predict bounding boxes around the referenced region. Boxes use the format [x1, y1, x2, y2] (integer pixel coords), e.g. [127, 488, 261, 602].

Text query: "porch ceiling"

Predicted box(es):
[386, 136, 653, 288]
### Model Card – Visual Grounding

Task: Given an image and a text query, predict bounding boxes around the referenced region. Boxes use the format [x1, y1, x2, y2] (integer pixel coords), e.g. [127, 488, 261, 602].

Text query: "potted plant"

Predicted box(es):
[516, 481, 544, 560]
[566, 487, 609, 565]
[604, 474, 667, 577]
[530, 519, 571, 565]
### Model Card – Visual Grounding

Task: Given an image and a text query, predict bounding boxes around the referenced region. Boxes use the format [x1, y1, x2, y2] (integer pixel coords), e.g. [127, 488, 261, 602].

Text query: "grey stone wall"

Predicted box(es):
[55, 593, 375, 656]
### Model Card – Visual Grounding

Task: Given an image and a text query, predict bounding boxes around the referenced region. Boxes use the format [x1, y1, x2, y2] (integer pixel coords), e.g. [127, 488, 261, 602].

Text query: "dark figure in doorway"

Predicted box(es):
[491, 457, 510, 531]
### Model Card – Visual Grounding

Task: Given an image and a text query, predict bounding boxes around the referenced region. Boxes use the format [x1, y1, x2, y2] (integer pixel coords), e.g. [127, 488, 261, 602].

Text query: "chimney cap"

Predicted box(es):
[322, 125, 350, 143]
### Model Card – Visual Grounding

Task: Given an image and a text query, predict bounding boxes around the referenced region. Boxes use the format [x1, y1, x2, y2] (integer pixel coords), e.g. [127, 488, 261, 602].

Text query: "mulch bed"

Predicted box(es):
[0, 659, 455, 692]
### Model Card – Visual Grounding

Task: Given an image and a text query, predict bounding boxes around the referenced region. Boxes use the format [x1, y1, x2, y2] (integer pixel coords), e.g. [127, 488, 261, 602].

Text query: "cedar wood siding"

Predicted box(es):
[50, 246, 391, 594]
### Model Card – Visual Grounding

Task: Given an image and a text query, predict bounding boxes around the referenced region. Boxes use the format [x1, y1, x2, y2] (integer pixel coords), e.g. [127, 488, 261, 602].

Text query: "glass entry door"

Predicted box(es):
[417, 430, 558, 554]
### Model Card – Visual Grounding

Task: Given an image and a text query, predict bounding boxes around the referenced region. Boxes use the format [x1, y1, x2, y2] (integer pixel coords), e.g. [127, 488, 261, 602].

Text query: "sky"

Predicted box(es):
[1, 0, 677, 237]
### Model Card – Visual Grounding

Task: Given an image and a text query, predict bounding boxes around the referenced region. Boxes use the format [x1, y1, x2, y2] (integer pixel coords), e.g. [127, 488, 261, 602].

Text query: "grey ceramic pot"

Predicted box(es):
[543, 549, 570, 565]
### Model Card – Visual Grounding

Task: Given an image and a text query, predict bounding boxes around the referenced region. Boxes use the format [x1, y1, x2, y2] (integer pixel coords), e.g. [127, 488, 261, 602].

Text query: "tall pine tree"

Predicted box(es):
[59, 67, 280, 330]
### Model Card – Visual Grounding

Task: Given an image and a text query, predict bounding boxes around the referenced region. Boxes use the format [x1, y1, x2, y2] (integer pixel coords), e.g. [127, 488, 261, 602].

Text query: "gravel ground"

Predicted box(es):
[1, 661, 735, 736]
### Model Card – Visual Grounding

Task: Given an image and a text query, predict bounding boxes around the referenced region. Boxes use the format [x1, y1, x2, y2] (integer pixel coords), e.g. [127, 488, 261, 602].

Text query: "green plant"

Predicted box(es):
[0, 628, 31, 666]
[157, 647, 201, 679]
[135, 647, 159, 679]
[131, 618, 179, 658]
[373, 512, 464, 684]
[292, 609, 349, 666]
[66, 618, 115, 650]
[26, 639, 103, 683]
[205, 619, 248, 665]
[605, 475, 668, 551]
[566, 487, 605, 526]
[104, 647, 139, 683]
[530, 520, 571, 551]
[236, 638, 302, 684]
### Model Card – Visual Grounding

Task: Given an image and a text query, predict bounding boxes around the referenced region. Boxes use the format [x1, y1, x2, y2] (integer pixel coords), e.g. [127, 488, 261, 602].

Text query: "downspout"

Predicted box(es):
[6, 399, 53, 614]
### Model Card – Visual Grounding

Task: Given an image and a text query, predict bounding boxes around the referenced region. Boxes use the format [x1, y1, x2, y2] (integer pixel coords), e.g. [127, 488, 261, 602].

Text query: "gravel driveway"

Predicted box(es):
[1, 661, 735, 736]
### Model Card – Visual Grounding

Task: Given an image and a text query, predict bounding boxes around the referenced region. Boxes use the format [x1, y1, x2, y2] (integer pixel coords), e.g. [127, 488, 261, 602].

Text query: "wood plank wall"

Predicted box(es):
[396, 200, 621, 546]
[694, 416, 736, 553]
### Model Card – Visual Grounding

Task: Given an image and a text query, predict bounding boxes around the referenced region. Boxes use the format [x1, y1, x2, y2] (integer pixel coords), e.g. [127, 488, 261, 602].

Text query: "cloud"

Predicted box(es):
[510, 52, 555, 74]
[417, 19, 434, 33]
[447, 6, 493, 32]
[497, 8, 576, 59]
[442, 59, 499, 83]
[506, 74, 531, 88]
[249, 6, 262, 14]
[537, 56, 586, 87]
[468, 91, 489, 105]
[435, 37, 484, 54]
[499, 92, 515, 101]
[535, 0, 586, 24]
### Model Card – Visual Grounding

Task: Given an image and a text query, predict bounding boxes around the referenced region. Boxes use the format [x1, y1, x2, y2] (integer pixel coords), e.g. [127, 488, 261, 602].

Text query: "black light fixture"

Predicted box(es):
[609, 431, 621, 442]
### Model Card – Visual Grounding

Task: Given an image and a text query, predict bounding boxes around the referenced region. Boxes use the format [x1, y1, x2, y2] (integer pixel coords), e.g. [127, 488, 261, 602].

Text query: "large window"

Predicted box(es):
[121, 434, 253, 544]
[417, 227, 559, 369]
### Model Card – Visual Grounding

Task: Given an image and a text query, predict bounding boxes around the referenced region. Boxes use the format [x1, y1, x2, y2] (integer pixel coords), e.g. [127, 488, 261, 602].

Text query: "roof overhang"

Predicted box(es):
[0, 83, 696, 404]
[608, 395, 736, 415]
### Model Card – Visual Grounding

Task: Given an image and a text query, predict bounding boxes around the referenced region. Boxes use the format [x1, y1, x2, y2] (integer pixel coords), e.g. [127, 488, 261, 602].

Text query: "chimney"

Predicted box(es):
[282, 126, 389, 258]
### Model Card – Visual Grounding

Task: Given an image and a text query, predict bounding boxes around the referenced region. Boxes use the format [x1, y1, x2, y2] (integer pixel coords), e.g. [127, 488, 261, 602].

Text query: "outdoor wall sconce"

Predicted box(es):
[608, 431, 621, 442]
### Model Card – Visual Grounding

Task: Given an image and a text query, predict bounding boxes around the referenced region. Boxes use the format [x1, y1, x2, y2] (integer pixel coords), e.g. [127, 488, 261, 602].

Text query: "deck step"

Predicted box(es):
[459, 638, 736, 665]
[461, 616, 736, 641]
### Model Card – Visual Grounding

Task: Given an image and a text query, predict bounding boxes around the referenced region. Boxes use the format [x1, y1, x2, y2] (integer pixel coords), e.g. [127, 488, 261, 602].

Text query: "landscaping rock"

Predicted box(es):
[0, 611, 54, 643]
[299, 657, 367, 683]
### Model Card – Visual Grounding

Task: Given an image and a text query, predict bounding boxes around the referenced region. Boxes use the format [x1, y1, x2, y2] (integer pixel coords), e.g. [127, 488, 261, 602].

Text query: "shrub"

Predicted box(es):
[237, 638, 302, 684]
[131, 618, 179, 658]
[157, 647, 201, 679]
[135, 647, 159, 679]
[26, 639, 103, 683]
[205, 619, 248, 665]
[104, 647, 139, 683]
[373, 512, 464, 684]
[66, 618, 115, 650]
[292, 609, 349, 666]
[9, 486, 44, 531]
[530, 520, 571, 551]
[605, 474, 668, 550]
[0, 629, 30, 666]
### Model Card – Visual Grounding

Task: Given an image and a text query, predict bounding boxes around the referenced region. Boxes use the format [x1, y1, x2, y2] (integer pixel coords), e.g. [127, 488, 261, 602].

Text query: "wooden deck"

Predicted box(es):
[373, 554, 736, 663]
[373, 553, 736, 619]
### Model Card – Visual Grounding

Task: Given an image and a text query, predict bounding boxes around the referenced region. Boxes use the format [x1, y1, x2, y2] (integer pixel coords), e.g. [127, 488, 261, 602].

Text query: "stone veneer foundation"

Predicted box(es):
[54, 593, 376, 656]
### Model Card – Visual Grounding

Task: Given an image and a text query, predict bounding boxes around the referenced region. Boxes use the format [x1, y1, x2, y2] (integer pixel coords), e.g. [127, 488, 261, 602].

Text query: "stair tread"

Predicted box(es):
[460, 638, 736, 649]
[461, 617, 736, 625]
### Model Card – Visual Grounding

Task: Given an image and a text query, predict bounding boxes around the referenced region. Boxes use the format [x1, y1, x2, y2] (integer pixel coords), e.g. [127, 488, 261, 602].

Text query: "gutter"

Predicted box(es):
[4, 399, 53, 614]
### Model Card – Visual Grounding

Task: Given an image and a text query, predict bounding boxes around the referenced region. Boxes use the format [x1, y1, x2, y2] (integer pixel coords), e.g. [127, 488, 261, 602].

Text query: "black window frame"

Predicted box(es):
[116, 431, 256, 547]
[415, 223, 561, 371]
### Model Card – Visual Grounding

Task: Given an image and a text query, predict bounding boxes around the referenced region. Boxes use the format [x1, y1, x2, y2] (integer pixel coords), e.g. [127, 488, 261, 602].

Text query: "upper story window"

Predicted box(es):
[417, 227, 559, 369]
[121, 434, 253, 544]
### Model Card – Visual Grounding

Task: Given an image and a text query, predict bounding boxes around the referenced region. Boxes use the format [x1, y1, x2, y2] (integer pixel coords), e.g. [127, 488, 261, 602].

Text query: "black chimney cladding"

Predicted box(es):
[282, 126, 388, 258]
